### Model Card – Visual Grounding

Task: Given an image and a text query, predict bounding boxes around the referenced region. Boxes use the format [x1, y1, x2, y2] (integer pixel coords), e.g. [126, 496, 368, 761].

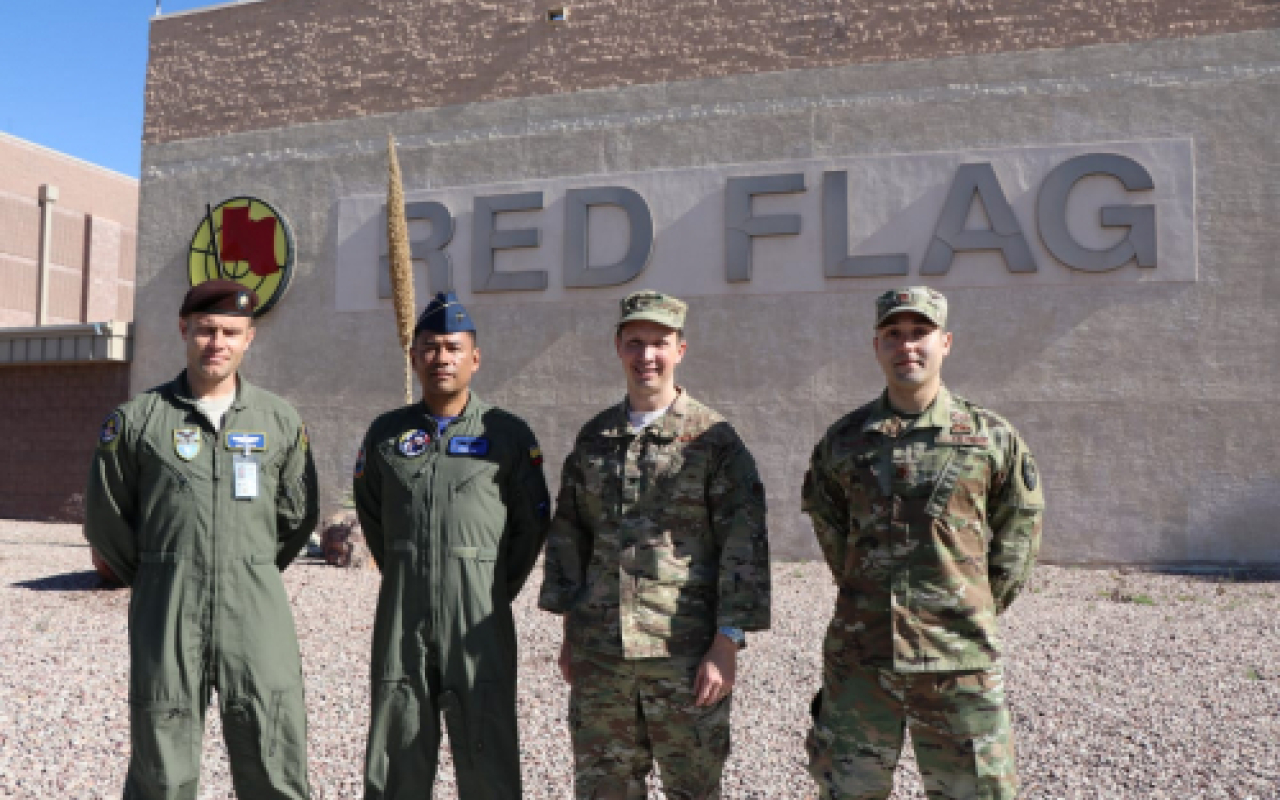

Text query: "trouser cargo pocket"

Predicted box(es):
[129, 700, 197, 790]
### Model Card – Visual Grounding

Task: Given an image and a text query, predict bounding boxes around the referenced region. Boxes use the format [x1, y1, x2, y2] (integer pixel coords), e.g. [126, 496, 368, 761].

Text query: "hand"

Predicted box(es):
[693, 634, 738, 707]
[558, 639, 574, 685]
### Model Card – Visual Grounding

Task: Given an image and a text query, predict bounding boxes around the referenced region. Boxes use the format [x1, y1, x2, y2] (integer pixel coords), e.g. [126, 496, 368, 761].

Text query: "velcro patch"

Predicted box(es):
[1022, 455, 1039, 491]
[225, 432, 267, 451]
[98, 411, 123, 447]
[397, 429, 430, 457]
[935, 433, 990, 446]
[448, 436, 490, 456]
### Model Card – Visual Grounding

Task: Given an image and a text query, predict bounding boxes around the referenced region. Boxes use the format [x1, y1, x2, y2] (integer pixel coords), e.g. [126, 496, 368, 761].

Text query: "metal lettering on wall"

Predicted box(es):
[342, 139, 1194, 309]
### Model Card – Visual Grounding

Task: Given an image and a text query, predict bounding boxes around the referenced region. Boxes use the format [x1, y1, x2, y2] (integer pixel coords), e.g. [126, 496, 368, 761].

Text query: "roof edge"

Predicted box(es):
[151, 0, 272, 23]
[0, 131, 139, 185]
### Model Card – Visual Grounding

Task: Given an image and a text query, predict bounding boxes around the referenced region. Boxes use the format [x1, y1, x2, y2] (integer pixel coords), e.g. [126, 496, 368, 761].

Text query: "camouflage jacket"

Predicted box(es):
[538, 390, 771, 659]
[802, 387, 1044, 672]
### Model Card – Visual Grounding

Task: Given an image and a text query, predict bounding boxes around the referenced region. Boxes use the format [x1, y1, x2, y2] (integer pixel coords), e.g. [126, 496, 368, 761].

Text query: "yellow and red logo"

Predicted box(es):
[188, 197, 295, 316]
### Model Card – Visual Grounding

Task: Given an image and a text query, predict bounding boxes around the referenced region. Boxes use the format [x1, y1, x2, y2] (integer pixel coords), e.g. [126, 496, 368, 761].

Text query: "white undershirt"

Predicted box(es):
[627, 407, 668, 430]
[193, 394, 235, 431]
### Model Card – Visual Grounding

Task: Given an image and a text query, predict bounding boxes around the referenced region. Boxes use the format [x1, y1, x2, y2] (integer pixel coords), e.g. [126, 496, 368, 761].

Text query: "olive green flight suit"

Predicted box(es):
[353, 395, 551, 800]
[84, 372, 319, 800]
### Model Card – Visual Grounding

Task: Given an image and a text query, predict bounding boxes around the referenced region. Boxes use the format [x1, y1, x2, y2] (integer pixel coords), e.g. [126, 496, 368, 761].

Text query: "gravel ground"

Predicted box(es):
[1, 519, 1277, 799]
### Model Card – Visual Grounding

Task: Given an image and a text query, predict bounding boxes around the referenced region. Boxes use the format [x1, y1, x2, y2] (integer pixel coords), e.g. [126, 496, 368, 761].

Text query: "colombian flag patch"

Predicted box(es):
[529, 446, 543, 467]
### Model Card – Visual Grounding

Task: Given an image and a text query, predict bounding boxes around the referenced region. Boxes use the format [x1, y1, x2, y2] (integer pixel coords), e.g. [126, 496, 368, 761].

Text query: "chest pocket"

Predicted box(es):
[450, 460, 500, 499]
[580, 439, 624, 498]
[924, 445, 986, 518]
[378, 439, 430, 491]
[645, 438, 702, 502]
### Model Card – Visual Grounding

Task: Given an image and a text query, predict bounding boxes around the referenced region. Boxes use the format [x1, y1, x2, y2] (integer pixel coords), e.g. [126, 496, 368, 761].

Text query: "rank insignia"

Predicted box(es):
[174, 427, 202, 461]
[397, 429, 430, 457]
[99, 411, 122, 447]
[225, 432, 267, 451]
[529, 446, 543, 467]
[353, 447, 366, 479]
[448, 436, 490, 456]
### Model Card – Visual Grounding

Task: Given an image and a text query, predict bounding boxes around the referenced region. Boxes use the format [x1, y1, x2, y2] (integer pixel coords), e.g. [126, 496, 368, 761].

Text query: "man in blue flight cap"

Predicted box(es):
[354, 291, 552, 799]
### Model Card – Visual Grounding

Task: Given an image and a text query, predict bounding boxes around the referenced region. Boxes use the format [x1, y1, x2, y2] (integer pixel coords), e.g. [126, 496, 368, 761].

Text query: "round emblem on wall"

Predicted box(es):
[187, 197, 296, 317]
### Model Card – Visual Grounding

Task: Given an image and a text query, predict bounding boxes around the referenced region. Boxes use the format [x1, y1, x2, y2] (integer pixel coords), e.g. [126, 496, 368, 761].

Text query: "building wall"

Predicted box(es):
[144, 0, 1280, 144]
[0, 135, 139, 521]
[0, 364, 132, 522]
[136, 6, 1280, 567]
[0, 134, 138, 327]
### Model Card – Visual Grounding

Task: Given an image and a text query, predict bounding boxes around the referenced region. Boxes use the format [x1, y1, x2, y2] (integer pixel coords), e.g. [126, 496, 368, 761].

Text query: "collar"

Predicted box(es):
[861, 385, 955, 434]
[420, 391, 487, 427]
[602, 387, 690, 440]
[171, 370, 252, 411]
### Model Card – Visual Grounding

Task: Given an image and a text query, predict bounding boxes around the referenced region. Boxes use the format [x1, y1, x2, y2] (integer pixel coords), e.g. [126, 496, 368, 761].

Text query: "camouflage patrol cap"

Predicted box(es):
[874, 286, 948, 329]
[617, 290, 687, 331]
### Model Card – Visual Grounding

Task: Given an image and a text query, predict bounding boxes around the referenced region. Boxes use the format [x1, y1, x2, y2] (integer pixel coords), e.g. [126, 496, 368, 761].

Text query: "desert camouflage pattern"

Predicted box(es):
[874, 286, 949, 329]
[539, 389, 771, 659]
[616, 289, 688, 331]
[802, 386, 1044, 673]
[569, 650, 731, 800]
[807, 662, 1016, 800]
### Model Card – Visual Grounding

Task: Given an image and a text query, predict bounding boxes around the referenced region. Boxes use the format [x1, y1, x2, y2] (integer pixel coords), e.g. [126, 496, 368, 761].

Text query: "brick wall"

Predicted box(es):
[0, 136, 138, 327]
[144, 0, 1280, 144]
[0, 364, 131, 522]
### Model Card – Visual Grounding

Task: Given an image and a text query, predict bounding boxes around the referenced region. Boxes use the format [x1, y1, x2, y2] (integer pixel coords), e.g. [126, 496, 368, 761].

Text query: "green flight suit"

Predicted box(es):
[353, 394, 551, 800]
[84, 372, 319, 800]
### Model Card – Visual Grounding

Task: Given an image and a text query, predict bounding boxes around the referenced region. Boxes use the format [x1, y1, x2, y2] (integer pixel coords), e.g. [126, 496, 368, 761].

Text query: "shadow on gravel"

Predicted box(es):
[12, 571, 122, 592]
[1145, 567, 1280, 585]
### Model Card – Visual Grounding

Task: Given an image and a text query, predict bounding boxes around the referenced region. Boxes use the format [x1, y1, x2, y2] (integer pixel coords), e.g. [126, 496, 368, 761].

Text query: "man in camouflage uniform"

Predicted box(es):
[802, 287, 1044, 800]
[539, 290, 772, 800]
[85, 280, 319, 800]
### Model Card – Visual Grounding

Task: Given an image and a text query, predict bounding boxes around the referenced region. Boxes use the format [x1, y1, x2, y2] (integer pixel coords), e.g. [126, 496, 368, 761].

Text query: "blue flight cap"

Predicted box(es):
[413, 291, 477, 337]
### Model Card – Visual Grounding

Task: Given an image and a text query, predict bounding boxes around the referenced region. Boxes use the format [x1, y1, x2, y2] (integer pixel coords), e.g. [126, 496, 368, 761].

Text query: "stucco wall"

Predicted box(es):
[134, 29, 1280, 566]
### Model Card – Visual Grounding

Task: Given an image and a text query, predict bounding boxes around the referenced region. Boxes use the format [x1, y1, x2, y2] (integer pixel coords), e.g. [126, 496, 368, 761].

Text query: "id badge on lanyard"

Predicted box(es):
[233, 445, 260, 500]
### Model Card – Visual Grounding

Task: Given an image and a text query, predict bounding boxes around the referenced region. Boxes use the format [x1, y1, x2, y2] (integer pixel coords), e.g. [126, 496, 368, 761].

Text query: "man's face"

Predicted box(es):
[411, 332, 480, 399]
[615, 320, 686, 394]
[179, 313, 255, 384]
[873, 312, 952, 390]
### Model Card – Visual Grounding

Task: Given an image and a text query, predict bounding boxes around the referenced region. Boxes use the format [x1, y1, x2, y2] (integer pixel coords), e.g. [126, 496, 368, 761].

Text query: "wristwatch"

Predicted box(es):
[717, 626, 745, 647]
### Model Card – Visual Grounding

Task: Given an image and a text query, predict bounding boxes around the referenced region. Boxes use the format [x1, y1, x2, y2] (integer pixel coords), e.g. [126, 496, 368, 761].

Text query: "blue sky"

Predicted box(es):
[0, 1, 220, 178]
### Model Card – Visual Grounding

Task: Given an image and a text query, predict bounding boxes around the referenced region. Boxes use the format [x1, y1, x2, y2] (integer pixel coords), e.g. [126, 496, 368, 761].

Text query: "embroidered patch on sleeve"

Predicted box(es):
[98, 411, 123, 448]
[529, 446, 544, 466]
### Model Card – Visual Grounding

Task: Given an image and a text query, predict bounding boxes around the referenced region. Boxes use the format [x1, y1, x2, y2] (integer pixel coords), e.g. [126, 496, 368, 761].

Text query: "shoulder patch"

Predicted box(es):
[353, 446, 366, 479]
[1022, 454, 1039, 491]
[98, 411, 123, 448]
[299, 423, 309, 451]
[529, 445, 544, 466]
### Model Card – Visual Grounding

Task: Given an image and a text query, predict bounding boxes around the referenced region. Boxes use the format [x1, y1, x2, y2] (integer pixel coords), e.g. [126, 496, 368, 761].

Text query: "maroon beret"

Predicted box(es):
[179, 280, 259, 317]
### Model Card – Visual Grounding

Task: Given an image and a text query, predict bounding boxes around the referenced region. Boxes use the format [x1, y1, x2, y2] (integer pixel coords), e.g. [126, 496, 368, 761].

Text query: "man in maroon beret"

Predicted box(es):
[85, 279, 319, 799]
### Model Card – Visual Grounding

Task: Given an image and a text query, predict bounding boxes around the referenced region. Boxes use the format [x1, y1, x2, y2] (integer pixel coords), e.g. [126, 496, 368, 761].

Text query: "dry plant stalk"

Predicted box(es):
[386, 134, 416, 403]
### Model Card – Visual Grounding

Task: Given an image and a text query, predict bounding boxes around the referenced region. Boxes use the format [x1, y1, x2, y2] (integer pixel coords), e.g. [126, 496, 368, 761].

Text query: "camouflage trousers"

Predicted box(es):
[568, 649, 731, 800]
[806, 661, 1017, 800]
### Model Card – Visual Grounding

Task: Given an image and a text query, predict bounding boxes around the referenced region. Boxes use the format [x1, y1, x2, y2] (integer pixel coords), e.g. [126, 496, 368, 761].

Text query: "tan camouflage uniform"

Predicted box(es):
[802, 288, 1044, 800]
[539, 292, 771, 800]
